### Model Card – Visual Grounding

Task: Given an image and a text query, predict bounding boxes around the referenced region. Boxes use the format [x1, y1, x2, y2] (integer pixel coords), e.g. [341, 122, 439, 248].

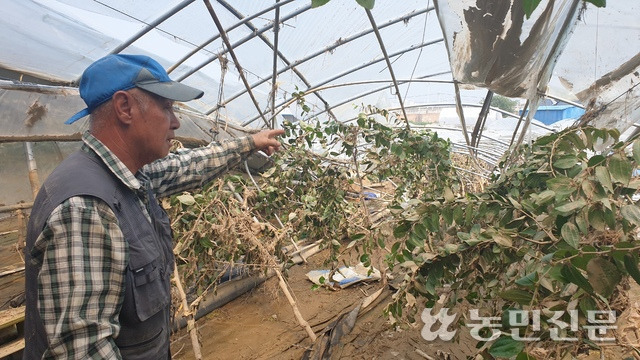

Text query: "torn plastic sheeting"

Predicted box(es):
[306, 263, 381, 289]
[433, 0, 580, 98]
[0, 81, 231, 145]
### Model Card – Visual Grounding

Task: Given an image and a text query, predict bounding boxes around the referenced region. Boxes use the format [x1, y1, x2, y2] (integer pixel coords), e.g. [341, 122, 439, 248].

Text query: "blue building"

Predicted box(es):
[521, 105, 585, 125]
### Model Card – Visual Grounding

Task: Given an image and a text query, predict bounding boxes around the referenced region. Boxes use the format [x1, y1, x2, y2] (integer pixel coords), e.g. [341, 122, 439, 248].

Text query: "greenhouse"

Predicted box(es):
[1, 0, 639, 359]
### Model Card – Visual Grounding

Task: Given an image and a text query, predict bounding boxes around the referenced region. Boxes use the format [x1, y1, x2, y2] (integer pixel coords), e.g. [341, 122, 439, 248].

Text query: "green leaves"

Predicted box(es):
[554, 199, 586, 216]
[595, 166, 614, 193]
[609, 155, 632, 185]
[515, 272, 538, 287]
[585, 0, 606, 7]
[499, 289, 533, 305]
[356, 0, 375, 9]
[633, 139, 640, 163]
[393, 221, 411, 238]
[265, 115, 634, 359]
[553, 154, 578, 169]
[586, 257, 622, 297]
[621, 205, 640, 227]
[311, 0, 375, 9]
[488, 336, 525, 358]
[176, 193, 196, 206]
[561, 222, 580, 249]
[522, 0, 542, 19]
[624, 253, 640, 286]
[493, 233, 513, 247]
[311, 0, 331, 8]
[546, 177, 575, 197]
[561, 264, 593, 293]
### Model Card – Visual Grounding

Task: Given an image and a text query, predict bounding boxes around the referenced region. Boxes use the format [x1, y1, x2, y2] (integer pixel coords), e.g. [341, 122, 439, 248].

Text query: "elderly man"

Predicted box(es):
[24, 54, 283, 359]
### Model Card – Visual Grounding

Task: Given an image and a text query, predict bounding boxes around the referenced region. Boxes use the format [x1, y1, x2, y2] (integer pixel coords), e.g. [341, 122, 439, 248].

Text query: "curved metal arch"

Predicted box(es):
[270, 0, 281, 127]
[242, 74, 453, 126]
[74, 0, 196, 84]
[207, 6, 435, 115]
[175, 4, 312, 82]
[365, 8, 409, 129]
[236, 39, 444, 124]
[385, 103, 556, 132]
[215, 0, 337, 122]
[202, 0, 270, 127]
[167, 0, 297, 74]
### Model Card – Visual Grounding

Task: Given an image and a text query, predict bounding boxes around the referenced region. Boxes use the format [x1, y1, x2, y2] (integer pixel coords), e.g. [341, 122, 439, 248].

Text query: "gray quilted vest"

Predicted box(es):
[24, 149, 174, 359]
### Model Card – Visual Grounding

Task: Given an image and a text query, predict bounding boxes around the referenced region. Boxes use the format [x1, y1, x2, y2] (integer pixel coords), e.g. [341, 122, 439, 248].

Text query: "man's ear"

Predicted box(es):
[112, 90, 134, 125]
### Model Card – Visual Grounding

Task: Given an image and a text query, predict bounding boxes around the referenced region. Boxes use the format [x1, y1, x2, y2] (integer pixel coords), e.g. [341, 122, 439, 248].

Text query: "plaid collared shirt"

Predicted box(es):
[31, 131, 254, 359]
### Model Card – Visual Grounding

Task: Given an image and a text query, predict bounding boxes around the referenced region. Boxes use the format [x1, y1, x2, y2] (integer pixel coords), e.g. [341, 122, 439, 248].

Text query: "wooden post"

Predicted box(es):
[173, 263, 202, 359]
[24, 142, 40, 199]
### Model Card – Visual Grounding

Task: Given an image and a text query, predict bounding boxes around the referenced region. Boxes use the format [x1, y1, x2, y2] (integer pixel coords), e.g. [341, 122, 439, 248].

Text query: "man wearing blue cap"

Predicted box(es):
[24, 54, 284, 359]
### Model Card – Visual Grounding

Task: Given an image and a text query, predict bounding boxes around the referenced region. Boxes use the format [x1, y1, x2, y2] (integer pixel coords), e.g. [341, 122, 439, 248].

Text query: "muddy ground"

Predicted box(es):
[170, 248, 476, 360]
[170, 246, 640, 360]
[2, 213, 640, 360]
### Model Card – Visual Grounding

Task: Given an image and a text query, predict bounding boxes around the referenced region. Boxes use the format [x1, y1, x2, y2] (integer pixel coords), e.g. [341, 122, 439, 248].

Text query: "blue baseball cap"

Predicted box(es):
[65, 54, 204, 124]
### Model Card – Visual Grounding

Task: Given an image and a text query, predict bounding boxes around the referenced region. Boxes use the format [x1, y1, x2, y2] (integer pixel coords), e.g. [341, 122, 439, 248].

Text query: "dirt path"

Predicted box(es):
[170, 245, 640, 360]
[170, 249, 476, 360]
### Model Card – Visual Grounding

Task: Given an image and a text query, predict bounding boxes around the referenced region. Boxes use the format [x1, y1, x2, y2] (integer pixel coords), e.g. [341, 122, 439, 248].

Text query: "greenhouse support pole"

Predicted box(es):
[453, 82, 472, 150]
[112, 0, 195, 55]
[271, 0, 280, 129]
[172, 274, 271, 331]
[510, 0, 581, 156]
[173, 262, 202, 360]
[539, 92, 585, 109]
[202, 0, 271, 129]
[178, 4, 311, 82]
[0, 203, 33, 214]
[470, 90, 493, 152]
[213, 7, 435, 117]
[245, 75, 452, 127]
[369, 9, 409, 129]
[509, 99, 529, 149]
[240, 43, 447, 125]
[74, 0, 195, 83]
[168, 0, 296, 74]
[24, 142, 40, 199]
[215, 0, 338, 121]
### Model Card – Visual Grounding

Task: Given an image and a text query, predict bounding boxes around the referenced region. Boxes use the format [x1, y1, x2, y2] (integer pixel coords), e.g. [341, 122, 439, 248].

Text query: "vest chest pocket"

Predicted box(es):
[128, 255, 171, 322]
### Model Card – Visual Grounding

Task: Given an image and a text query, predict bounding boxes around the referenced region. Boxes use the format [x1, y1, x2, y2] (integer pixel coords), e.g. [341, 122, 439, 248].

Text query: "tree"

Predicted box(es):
[490, 95, 518, 117]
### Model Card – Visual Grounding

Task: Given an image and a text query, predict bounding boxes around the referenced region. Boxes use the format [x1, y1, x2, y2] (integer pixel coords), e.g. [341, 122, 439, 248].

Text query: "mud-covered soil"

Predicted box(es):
[170, 246, 640, 360]
[170, 249, 476, 360]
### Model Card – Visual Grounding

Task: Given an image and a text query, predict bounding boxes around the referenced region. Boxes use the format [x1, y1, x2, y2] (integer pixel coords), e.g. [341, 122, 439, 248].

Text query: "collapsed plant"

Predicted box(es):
[387, 126, 640, 358]
[167, 103, 640, 358]
[168, 177, 283, 307]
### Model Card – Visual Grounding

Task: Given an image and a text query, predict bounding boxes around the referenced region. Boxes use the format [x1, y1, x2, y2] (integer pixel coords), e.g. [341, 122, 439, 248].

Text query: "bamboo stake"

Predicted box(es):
[255, 240, 317, 341]
[226, 183, 317, 341]
[173, 263, 202, 360]
[0, 266, 24, 278]
[24, 142, 40, 200]
[275, 269, 317, 341]
[0, 203, 33, 214]
[16, 210, 26, 263]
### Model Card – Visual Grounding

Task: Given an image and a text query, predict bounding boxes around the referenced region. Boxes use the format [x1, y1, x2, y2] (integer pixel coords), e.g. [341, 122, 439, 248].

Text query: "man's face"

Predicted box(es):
[130, 89, 180, 165]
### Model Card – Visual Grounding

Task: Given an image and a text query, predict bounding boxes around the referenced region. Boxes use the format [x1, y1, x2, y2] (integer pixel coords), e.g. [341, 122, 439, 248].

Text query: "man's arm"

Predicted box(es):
[146, 129, 284, 198]
[33, 197, 127, 359]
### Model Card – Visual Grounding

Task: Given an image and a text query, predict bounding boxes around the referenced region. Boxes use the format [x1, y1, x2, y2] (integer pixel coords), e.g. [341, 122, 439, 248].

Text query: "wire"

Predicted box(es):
[403, 0, 431, 101]
[604, 81, 640, 108]
[593, 8, 599, 82]
[91, 0, 266, 80]
[92, 0, 216, 56]
[243, 160, 285, 229]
